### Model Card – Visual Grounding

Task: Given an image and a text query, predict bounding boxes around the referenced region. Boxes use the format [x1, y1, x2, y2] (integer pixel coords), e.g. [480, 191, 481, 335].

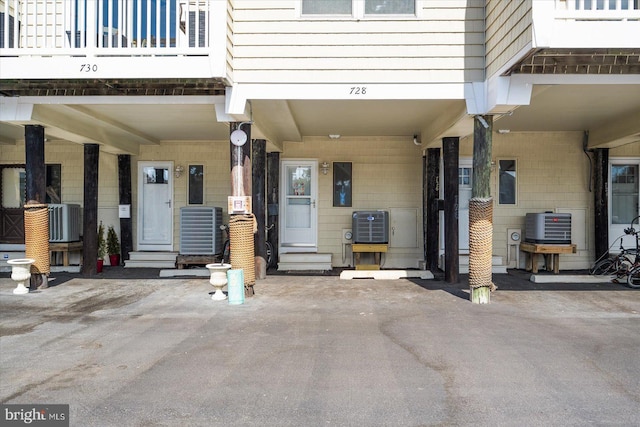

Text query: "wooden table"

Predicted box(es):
[520, 242, 577, 274]
[352, 243, 388, 270]
[49, 241, 83, 266]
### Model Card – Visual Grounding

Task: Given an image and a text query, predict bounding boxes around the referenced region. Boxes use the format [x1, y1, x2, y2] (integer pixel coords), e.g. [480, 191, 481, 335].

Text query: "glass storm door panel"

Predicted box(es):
[610, 161, 640, 250]
[280, 161, 318, 252]
[137, 162, 173, 251]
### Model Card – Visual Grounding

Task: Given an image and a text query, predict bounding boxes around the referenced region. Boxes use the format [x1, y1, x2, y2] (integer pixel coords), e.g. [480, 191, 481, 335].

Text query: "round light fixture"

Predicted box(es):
[230, 129, 248, 146]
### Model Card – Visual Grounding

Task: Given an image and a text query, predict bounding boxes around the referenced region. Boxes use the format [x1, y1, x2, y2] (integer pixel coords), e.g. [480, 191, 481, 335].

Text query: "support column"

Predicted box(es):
[593, 148, 609, 261]
[252, 139, 267, 279]
[425, 148, 440, 272]
[229, 123, 255, 296]
[469, 115, 494, 304]
[24, 125, 48, 289]
[443, 137, 459, 284]
[81, 144, 100, 276]
[118, 154, 133, 263]
[267, 152, 280, 269]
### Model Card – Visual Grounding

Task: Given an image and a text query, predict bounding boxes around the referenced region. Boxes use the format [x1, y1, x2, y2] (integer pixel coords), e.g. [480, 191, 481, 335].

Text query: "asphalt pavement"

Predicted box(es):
[1, 269, 639, 426]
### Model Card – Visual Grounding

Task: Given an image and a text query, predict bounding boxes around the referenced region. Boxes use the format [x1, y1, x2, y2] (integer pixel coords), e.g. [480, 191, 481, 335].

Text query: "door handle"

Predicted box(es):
[311, 200, 316, 208]
[166, 199, 171, 208]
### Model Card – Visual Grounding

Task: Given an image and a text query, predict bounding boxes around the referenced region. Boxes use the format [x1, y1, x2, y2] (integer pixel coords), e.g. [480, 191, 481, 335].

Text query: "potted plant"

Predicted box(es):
[97, 221, 107, 273]
[107, 225, 121, 267]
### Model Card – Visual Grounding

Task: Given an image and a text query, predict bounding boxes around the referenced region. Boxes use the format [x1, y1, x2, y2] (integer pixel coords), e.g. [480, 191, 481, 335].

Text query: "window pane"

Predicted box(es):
[499, 160, 516, 204]
[2, 168, 26, 208]
[46, 164, 62, 204]
[365, 0, 415, 14]
[302, 0, 352, 14]
[188, 165, 204, 205]
[612, 164, 638, 224]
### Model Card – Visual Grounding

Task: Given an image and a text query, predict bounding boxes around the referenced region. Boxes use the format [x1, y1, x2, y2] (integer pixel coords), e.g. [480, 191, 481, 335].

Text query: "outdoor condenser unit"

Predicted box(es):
[352, 210, 389, 244]
[179, 207, 223, 255]
[524, 212, 572, 244]
[48, 204, 82, 242]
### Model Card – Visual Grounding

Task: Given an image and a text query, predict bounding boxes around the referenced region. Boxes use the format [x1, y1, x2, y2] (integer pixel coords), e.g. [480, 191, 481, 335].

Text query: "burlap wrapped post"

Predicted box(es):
[24, 202, 50, 276]
[229, 213, 256, 295]
[468, 197, 494, 299]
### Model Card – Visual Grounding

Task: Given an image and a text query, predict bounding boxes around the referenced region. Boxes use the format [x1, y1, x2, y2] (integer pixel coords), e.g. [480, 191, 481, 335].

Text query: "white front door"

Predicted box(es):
[609, 159, 640, 250]
[280, 160, 318, 253]
[137, 162, 174, 251]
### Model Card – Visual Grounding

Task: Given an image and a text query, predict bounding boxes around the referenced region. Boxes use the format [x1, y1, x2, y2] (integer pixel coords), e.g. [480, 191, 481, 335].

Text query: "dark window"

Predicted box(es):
[188, 165, 204, 205]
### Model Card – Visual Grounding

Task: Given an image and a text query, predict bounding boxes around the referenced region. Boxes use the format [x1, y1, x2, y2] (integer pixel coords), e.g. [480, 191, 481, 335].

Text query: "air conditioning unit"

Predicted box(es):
[525, 212, 571, 244]
[49, 204, 82, 242]
[352, 210, 389, 244]
[179, 207, 223, 255]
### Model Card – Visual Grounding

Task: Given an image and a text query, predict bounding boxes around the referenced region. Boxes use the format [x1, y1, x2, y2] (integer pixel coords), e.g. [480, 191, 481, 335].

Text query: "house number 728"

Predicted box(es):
[350, 87, 367, 95]
[80, 64, 98, 72]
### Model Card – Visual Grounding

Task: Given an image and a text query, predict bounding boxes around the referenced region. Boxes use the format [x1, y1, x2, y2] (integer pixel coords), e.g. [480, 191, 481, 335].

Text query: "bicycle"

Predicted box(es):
[219, 223, 276, 269]
[590, 233, 638, 277]
[623, 215, 640, 288]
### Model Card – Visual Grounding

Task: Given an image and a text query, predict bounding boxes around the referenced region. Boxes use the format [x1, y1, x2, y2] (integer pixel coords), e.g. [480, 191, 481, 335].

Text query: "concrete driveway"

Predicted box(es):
[1, 271, 639, 426]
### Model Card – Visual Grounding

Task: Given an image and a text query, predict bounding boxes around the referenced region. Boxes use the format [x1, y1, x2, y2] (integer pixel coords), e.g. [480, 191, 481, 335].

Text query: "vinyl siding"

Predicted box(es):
[230, 0, 485, 84]
[485, 0, 534, 79]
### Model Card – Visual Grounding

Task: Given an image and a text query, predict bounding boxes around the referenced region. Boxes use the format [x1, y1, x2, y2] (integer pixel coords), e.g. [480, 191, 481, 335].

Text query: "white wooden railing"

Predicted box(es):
[555, 0, 640, 20]
[0, 0, 212, 56]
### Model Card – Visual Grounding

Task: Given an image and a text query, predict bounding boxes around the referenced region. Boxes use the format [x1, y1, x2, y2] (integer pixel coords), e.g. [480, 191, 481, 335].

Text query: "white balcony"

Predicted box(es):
[0, 0, 228, 80]
[542, 0, 640, 48]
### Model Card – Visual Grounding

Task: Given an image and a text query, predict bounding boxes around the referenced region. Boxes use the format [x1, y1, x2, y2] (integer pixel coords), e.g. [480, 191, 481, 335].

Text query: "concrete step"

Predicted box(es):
[125, 252, 178, 268]
[124, 260, 177, 269]
[278, 253, 332, 271]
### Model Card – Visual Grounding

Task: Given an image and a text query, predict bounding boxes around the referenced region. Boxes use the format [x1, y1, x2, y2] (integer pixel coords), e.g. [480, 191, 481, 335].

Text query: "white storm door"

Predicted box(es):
[609, 159, 640, 250]
[280, 160, 318, 253]
[137, 162, 174, 251]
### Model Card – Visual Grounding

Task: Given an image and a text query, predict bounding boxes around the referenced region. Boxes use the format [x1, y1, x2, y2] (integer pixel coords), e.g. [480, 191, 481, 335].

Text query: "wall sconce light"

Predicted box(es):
[320, 161, 330, 175]
[174, 165, 184, 178]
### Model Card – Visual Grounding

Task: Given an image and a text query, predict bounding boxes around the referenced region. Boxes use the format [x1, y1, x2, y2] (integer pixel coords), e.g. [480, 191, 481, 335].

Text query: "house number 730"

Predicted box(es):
[349, 87, 367, 95]
[80, 64, 98, 72]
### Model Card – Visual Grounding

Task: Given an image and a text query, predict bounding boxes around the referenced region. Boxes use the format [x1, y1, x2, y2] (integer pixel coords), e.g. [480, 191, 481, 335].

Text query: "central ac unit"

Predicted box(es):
[49, 204, 82, 242]
[179, 207, 223, 255]
[525, 212, 571, 244]
[352, 210, 389, 244]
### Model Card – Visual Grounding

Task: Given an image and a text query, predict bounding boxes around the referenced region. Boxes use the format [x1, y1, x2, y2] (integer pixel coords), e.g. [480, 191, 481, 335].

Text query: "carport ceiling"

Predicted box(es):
[283, 99, 461, 138]
[496, 84, 640, 133]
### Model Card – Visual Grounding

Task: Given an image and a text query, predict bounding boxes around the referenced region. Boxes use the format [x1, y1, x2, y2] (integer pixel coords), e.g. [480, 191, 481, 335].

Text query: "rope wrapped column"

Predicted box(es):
[468, 197, 495, 303]
[24, 202, 50, 281]
[229, 213, 256, 296]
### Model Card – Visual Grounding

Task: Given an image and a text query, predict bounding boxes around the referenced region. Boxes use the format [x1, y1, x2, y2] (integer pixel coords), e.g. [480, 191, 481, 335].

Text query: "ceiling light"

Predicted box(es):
[328, 134, 341, 139]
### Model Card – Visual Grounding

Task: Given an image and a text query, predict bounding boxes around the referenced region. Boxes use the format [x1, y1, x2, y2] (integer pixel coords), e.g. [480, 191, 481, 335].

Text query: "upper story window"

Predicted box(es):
[301, 0, 415, 17]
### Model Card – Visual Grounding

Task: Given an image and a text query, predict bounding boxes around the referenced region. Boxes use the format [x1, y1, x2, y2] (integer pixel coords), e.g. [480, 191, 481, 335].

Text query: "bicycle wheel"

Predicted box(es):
[627, 265, 640, 289]
[265, 241, 274, 268]
[590, 258, 616, 275]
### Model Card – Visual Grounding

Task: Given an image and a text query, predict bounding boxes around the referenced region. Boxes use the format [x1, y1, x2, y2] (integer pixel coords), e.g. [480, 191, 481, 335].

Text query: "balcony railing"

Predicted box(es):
[555, 0, 640, 20]
[0, 0, 212, 56]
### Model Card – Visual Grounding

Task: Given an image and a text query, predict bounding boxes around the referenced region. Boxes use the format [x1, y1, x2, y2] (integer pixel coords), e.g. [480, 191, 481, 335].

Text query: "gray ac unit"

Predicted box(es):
[179, 207, 223, 255]
[49, 204, 82, 242]
[352, 210, 389, 244]
[525, 212, 571, 244]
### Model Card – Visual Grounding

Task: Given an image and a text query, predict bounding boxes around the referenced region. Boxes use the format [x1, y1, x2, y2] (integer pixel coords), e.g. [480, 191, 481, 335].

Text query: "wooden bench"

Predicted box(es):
[50, 241, 83, 266]
[352, 243, 388, 270]
[520, 242, 577, 274]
